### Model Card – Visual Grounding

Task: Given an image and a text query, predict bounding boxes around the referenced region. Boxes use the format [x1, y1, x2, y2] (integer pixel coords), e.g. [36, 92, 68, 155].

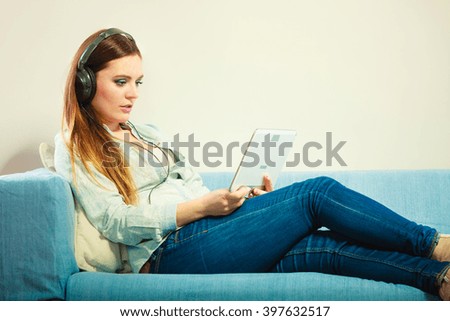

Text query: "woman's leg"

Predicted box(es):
[271, 230, 450, 296]
[434, 235, 450, 299]
[150, 176, 440, 276]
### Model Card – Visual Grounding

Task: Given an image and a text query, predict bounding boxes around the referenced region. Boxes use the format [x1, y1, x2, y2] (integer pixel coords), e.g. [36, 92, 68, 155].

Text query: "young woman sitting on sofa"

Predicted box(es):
[54, 28, 450, 300]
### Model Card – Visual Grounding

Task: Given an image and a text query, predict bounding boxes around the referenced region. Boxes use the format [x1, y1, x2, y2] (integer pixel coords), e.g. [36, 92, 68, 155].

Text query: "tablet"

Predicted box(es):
[229, 128, 297, 192]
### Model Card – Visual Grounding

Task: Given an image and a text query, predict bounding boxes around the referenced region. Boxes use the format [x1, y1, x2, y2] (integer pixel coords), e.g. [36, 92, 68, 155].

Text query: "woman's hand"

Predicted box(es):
[176, 176, 273, 227]
[176, 186, 252, 227]
[248, 175, 274, 198]
[199, 187, 252, 217]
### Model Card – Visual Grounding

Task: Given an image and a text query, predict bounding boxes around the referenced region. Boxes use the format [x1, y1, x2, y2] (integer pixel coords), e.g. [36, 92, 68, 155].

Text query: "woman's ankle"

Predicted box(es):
[432, 234, 450, 262]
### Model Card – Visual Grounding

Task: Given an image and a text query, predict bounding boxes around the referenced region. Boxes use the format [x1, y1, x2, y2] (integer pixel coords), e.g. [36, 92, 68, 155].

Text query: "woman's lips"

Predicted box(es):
[120, 106, 132, 113]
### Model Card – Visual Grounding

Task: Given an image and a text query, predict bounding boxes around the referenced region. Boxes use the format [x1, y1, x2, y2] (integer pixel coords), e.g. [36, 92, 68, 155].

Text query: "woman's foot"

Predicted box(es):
[432, 234, 450, 262]
[439, 270, 450, 301]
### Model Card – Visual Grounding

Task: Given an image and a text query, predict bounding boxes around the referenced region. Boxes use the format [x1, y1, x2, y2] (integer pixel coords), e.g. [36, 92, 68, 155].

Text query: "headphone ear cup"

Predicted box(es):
[75, 67, 96, 106]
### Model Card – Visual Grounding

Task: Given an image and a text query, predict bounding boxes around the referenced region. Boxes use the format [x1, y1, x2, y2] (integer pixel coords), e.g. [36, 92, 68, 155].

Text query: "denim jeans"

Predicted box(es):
[149, 177, 450, 296]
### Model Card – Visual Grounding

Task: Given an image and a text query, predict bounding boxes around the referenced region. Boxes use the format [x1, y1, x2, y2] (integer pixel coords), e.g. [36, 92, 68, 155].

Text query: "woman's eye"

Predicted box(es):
[136, 80, 143, 87]
[114, 79, 127, 86]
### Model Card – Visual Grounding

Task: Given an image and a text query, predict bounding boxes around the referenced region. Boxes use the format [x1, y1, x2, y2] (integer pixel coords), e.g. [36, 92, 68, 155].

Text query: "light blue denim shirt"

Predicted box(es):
[54, 121, 210, 273]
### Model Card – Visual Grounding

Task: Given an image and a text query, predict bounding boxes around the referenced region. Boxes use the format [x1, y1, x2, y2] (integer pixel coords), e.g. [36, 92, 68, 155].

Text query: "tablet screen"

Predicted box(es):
[229, 128, 297, 192]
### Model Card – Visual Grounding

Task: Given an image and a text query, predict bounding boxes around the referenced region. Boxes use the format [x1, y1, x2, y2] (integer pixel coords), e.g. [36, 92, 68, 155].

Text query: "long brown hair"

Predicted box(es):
[62, 29, 141, 205]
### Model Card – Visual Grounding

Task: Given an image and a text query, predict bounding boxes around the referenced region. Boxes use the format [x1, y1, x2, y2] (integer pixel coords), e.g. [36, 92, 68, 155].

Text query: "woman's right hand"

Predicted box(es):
[176, 187, 251, 227]
[198, 187, 252, 217]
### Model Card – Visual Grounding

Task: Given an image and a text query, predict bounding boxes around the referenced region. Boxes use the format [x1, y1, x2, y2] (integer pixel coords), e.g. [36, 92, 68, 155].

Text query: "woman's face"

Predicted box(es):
[90, 54, 143, 131]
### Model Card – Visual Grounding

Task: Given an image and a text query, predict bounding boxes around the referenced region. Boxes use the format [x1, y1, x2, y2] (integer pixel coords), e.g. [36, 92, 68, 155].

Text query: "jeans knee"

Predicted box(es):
[311, 176, 337, 190]
[291, 176, 337, 195]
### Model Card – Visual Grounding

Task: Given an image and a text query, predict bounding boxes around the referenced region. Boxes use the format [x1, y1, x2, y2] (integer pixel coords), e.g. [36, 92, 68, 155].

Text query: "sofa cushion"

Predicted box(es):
[39, 143, 129, 273]
[0, 169, 78, 300]
[66, 271, 437, 301]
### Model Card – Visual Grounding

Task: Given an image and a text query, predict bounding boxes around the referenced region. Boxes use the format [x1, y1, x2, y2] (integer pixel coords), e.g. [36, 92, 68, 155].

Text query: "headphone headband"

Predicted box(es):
[78, 28, 134, 69]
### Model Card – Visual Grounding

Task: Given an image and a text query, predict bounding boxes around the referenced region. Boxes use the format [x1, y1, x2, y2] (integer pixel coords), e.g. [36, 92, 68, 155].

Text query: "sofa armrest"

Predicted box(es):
[0, 168, 78, 300]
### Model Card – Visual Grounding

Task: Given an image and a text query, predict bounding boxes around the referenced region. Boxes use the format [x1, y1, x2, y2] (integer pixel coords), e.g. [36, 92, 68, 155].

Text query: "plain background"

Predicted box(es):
[1, 0, 449, 175]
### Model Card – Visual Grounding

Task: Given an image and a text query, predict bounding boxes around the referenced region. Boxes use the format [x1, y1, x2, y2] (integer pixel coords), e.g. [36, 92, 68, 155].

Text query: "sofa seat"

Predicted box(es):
[66, 271, 435, 301]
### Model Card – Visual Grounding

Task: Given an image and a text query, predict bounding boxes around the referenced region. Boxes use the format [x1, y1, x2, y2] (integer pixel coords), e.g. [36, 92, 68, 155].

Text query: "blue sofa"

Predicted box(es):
[1, 168, 449, 301]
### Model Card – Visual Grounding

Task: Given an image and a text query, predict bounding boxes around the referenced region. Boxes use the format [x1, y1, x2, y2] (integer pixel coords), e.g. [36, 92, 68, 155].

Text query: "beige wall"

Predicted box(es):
[1, 0, 449, 175]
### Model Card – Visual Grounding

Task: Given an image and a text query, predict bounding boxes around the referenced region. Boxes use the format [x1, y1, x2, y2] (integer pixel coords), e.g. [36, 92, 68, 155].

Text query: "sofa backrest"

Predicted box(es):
[0, 168, 78, 300]
[201, 169, 450, 232]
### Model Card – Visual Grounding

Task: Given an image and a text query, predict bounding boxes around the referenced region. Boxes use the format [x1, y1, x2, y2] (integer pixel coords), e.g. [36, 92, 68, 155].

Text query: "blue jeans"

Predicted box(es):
[149, 177, 450, 296]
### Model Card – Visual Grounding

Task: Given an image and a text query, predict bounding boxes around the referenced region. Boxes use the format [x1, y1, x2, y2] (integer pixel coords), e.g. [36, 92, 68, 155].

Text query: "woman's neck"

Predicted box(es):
[107, 123, 141, 144]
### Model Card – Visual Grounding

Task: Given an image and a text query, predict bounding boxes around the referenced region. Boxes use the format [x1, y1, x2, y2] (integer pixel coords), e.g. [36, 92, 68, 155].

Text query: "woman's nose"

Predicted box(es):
[126, 83, 139, 100]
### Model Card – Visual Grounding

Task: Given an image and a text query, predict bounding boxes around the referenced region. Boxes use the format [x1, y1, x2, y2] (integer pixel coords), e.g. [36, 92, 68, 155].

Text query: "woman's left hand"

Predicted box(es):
[249, 175, 273, 198]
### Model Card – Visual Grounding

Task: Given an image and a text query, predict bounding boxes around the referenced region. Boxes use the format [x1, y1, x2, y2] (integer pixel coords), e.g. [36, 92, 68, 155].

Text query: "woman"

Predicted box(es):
[55, 28, 450, 300]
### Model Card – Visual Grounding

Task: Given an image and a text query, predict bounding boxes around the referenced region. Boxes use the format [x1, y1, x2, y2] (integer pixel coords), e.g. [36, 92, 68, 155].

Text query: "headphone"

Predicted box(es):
[125, 122, 175, 204]
[75, 28, 134, 106]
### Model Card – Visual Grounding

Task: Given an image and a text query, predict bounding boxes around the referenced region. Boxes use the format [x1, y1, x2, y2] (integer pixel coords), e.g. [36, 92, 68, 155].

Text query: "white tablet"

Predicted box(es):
[229, 128, 297, 192]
